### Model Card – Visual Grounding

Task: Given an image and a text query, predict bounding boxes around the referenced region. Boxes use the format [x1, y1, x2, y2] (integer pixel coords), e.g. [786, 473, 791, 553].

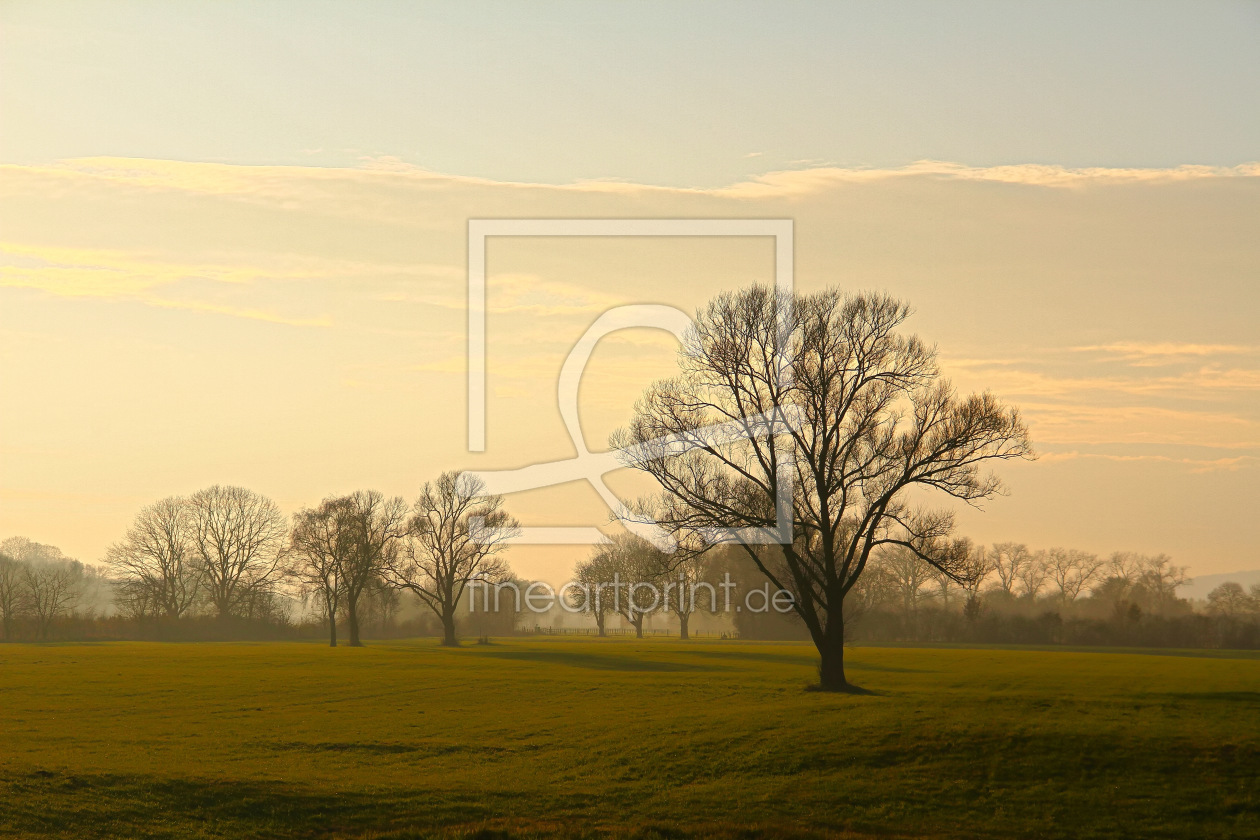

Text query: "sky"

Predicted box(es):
[1, 2, 1258, 581]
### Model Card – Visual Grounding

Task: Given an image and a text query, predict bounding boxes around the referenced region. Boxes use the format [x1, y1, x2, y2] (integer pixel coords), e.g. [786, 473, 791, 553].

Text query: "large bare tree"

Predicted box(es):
[384, 472, 518, 646]
[615, 286, 1031, 690]
[188, 485, 288, 620]
[105, 497, 201, 620]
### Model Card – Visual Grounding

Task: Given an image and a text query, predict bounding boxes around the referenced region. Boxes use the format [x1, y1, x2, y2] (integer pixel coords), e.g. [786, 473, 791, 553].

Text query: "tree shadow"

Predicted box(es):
[475, 649, 715, 672]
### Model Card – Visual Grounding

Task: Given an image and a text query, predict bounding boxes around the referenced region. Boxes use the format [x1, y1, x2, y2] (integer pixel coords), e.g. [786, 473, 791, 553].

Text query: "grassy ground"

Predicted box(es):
[1, 638, 1257, 839]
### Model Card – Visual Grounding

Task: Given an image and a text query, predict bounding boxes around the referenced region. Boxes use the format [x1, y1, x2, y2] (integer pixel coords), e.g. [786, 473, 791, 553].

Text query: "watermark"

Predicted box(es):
[466, 574, 797, 616]
[461, 219, 795, 549]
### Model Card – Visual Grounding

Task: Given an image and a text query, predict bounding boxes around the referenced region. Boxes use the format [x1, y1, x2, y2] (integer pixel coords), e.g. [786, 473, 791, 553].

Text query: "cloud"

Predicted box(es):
[0, 242, 338, 325]
[8, 156, 1258, 210]
[716, 160, 1260, 198]
[1072, 342, 1258, 362]
[1037, 450, 1259, 473]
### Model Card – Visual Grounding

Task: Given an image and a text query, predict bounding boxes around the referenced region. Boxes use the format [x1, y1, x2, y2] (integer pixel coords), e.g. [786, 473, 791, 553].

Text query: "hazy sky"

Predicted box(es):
[1, 3, 1258, 580]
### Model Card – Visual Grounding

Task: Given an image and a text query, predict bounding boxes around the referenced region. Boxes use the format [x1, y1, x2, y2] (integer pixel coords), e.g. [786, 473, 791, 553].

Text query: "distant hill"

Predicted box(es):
[1181, 569, 1260, 601]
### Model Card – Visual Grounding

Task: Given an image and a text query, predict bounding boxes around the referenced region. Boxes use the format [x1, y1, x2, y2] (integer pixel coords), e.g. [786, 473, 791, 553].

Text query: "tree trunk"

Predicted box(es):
[633, 616, 644, 639]
[817, 617, 849, 691]
[678, 611, 690, 640]
[441, 611, 458, 646]
[347, 598, 362, 647]
[595, 612, 605, 637]
[327, 604, 338, 647]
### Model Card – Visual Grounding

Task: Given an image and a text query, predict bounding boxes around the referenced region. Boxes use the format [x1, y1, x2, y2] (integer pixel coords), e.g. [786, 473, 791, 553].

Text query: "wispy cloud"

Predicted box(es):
[8, 156, 1258, 210]
[1038, 450, 1259, 473]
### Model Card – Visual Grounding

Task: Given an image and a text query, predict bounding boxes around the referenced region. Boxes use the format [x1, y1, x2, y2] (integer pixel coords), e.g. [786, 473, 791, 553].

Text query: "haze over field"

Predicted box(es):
[1, 1, 1258, 581]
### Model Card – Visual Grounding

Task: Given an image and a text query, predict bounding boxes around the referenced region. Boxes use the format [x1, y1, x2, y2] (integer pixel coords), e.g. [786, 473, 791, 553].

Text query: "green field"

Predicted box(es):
[1, 639, 1257, 839]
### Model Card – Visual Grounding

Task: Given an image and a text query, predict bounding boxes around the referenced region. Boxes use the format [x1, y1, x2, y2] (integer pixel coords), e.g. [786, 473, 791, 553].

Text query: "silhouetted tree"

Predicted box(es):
[338, 491, 409, 646]
[989, 542, 1029, 595]
[23, 562, 81, 640]
[188, 485, 288, 620]
[600, 532, 666, 639]
[385, 472, 518, 646]
[615, 286, 1031, 690]
[1207, 582, 1257, 616]
[105, 496, 201, 620]
[1047, 548, 1104, 602]
[289, 497, 353, 645]
[0, 552, 24, 640]
[569, 552, 615, 636]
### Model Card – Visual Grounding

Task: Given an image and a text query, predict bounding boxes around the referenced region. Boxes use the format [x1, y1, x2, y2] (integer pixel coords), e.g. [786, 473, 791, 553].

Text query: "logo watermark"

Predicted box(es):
[467, 575, 797, 616]
[461, 219, 796, 549]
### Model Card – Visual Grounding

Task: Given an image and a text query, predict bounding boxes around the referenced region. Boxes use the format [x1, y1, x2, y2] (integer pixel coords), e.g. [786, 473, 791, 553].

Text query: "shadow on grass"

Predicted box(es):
[474, 649, 715, 672]
[3, 771, 422, 839]
[1158, 691, 1260, 704]
[654, 648, 932, 673]
[2, 771, 841, 840]
[804, 682, 886, 696]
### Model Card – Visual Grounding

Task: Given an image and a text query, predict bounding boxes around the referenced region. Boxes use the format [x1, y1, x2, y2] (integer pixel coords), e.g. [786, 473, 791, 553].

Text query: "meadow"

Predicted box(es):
[1, 638, 1257, 839]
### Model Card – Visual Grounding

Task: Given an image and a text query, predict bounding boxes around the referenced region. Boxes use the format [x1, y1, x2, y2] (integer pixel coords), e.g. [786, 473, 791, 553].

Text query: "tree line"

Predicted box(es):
[0, 472, 518, 646]
[834, 542, 1260, 649]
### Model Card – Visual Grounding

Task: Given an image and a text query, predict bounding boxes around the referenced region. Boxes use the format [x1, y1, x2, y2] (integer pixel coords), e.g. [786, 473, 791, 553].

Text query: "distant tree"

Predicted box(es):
[569, 551, 615, 636]
[614, 286, 1031, 691]
[289, 498, 352, 646]
[338, 491, 410, 647]
[105, 497, 201, 620]
[1107, 551, 1146, 587]
[360, 576, 402, 637]
[989, 542, 1029, 595]
[1016, 550, 1050, 599]
[1047, 548, 1105, 603]
[655, 549, 717, 640]
[1206, 582, 1256, 617]
[876, 545, 938, 632]
[188, 485, 288, 620]
[23, 562, 82, 640]
[0, 552, 25, 640]
[1136, 554, 1190, 614]
[385, 472, 518, 646]
[600, 532, 666, 639]
[957, 542, 993, 622]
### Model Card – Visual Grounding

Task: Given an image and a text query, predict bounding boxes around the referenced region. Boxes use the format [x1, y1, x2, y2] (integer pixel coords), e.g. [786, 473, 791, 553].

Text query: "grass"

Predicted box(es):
[1, 638, 1257, 839]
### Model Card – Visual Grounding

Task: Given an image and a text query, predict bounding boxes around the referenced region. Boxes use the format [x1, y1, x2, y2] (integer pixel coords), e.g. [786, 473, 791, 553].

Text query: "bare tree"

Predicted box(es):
[105, 497, 201, 620]
[385, 472, 518, 646]
[23, 562, 82, 640]
[652, 547, 717, 640]
[569, 552, 615, 636]
[1016, 550, 1049, 599]
[615, 286, 1031, 690]
[288, 497, 353, 646]
[1137, 554, 1190, 614]
[338, 490, 409, 647]
[1206, 582, 1257, 616]
[188, 485, 288, 620]
[876, 545, 938, 630]
[600, 532, 666, 639]
[989, 542, 1028, 595]
[1047, 548, 1105, 603]
[0, 553, 25, 640]
[957, 542, 993, 622]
